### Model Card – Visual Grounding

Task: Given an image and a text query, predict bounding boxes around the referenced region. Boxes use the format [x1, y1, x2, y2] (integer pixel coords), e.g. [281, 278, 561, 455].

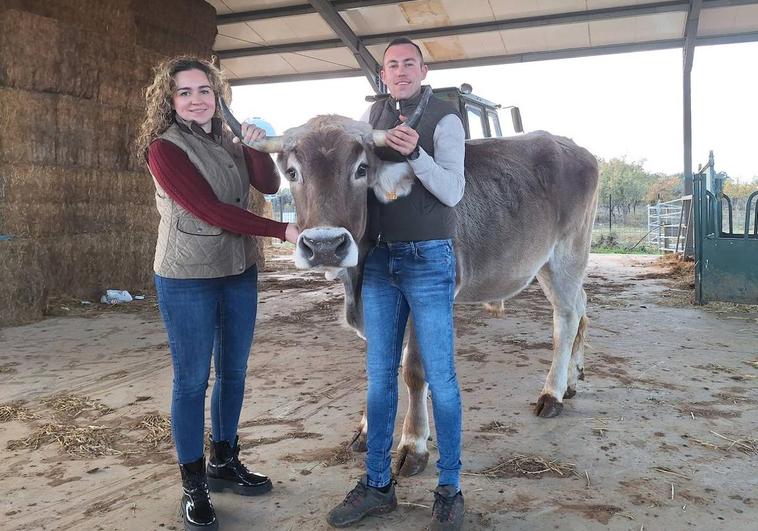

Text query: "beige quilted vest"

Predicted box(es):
[150, 118, 259, 279]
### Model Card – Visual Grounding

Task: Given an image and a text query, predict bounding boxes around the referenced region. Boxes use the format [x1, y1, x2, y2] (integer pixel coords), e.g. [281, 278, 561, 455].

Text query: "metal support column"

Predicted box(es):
[682, 0, 702, 258]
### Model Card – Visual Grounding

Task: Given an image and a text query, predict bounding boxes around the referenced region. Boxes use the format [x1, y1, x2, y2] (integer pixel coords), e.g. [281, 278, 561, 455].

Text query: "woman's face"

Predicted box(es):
[172, 68, 216, 132]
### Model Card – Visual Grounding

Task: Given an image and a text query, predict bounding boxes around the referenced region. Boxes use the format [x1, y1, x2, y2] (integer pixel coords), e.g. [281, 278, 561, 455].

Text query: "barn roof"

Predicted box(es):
[206, 0, 758, 90]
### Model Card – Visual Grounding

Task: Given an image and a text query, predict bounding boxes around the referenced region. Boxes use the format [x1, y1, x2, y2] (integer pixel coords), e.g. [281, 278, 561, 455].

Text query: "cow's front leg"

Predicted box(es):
[394, 323, 430, 477]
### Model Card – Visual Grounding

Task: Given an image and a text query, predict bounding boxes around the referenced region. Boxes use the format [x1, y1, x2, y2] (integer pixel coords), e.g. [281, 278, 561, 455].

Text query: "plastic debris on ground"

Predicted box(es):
[100, 290, 133, 304]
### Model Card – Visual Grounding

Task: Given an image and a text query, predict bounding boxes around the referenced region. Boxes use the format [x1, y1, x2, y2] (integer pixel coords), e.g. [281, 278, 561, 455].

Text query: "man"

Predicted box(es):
[326, 37, 466, 530]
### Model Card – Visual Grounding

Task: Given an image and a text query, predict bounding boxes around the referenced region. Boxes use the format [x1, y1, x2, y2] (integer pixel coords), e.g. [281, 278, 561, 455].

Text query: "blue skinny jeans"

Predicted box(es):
[154, 265, 258, 464]
[361, 239, 462, 490]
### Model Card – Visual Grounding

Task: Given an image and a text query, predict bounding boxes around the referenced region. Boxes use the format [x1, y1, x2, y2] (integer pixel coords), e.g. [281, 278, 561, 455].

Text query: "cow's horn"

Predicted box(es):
[401, 85, 432, 129]
[217, 96, 284, 153]
[372, 130, 388, 147]
[369, 85, 432, 147]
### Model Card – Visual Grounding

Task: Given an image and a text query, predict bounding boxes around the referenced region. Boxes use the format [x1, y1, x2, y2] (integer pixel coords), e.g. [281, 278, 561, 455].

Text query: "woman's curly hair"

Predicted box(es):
[135, 56, 231, 159]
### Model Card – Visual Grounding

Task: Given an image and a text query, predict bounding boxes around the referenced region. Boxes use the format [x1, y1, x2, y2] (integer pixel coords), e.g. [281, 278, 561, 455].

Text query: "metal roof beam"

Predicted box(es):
[218, 4, 313, 24]
[229, 69, 365, 86]
[218, 0, 758, 60]
[217, 40, 343, 60]
[703, 0, 758, 7]
[217, 0, 415, 26]
[308, 0, 383, 92]
[362, 0, 692, 44]
[216, 0, 758, 26]
[219, 1, 692, 60]
[227, 30, 758, 85]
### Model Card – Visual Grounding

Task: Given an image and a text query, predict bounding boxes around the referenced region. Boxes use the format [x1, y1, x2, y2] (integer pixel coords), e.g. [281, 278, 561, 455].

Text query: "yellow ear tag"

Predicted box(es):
[385, 191, 397, 201]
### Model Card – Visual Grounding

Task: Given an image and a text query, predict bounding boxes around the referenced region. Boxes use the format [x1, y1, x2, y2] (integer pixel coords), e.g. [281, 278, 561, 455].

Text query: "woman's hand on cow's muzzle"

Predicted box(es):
[284, 223, 300, 245]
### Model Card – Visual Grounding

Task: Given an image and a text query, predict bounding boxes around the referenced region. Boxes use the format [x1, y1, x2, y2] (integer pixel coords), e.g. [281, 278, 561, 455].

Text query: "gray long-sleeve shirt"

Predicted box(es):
[360, 108, 466, 207]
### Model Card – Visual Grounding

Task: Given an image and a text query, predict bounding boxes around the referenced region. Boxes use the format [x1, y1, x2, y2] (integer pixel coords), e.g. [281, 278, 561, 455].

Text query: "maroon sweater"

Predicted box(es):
[147, 139, 287, 241]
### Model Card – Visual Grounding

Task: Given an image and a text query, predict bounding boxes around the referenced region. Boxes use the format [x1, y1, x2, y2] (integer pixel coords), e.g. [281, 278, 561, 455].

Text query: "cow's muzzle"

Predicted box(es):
[294, 227, 358, 269]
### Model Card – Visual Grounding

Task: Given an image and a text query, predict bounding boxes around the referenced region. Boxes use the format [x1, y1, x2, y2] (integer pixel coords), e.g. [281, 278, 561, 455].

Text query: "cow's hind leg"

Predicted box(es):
[350, 412, 368, 452]
[534, 251, 587, 417]
[394, 322, 430, 477]
[564, 297, 588, 399]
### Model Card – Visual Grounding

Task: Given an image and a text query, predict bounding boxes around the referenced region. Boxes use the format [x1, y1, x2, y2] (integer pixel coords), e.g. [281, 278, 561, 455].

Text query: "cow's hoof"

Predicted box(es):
[349, 430, 367, 453]
[563, 386, 577, 399]
[534, 394, 563, 418]
[393, 446, 429, 477]
[578, 368, 585, 381]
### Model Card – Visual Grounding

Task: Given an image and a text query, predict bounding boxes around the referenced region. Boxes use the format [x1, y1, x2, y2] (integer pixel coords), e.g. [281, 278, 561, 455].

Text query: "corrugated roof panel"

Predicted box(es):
[221, 54, 298, 79]
[216, 13, 335, 48]
[699, 4, 758, 36]
[215, 22, 266, 51]
[499, 23, 590, 54]
[342, 4, 414, 35]
[421, 37, 468, 62]
[366, 43, 387, 63]
[398, 0, 491, 26]
[207, 0, 301, 15]
[586, 0, 666, 9]
[489, 0, 586, 19]
[209, 0, 758, 84]
[343, 0, 669, 36]
[450, 31, 507, 59]
[342, 0, 480, 35]
[436, 0, 500, 24]
[280, 48, 360, 72]
[589, 12, 685, 46]
[220, 48, 359, 81]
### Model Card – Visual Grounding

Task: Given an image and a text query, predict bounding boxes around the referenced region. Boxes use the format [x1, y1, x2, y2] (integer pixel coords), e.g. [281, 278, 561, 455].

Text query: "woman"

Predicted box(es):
[136, 56, 297, 531]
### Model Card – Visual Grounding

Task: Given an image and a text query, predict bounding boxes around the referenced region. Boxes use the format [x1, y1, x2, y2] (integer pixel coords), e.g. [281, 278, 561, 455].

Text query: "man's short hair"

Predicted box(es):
[383, 37, 424, 64]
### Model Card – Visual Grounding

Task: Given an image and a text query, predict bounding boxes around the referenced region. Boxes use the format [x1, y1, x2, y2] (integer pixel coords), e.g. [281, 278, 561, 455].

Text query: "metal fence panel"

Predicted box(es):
[647, 198, 685, 253]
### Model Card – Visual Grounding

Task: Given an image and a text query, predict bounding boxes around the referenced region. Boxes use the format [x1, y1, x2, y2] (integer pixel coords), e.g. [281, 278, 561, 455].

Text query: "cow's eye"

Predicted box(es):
[286, 167, 298, 182]
[355, 163, 368, 179]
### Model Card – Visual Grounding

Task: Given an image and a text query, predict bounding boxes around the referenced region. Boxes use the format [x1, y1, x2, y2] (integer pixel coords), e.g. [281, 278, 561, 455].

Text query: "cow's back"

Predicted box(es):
[453, 131, 598, 302]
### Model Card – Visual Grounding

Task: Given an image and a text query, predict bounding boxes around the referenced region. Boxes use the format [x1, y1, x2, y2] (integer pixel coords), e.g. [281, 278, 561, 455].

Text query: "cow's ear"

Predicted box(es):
[370, 161, 414, 203]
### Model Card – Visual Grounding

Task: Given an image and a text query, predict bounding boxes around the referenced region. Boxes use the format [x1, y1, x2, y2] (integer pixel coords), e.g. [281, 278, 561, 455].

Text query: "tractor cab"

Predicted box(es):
[367, 83, 523, 140]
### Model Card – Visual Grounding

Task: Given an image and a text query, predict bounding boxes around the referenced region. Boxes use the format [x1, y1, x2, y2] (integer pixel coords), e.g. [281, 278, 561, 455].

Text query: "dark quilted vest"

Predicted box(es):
[367, 90, 460, 242]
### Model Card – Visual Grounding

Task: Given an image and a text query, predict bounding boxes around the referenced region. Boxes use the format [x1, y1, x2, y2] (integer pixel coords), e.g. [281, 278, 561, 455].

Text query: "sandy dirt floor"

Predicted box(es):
[1, 253, 756, 531]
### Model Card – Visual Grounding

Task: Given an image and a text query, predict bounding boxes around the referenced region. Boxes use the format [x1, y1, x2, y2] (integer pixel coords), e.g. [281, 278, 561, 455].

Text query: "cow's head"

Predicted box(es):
[218, 92, 430, 271]
[277, 116, 416, 270]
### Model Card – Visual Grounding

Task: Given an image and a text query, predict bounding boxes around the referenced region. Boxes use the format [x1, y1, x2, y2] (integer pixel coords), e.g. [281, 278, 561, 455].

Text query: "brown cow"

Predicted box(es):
[223, 104, 598, 476]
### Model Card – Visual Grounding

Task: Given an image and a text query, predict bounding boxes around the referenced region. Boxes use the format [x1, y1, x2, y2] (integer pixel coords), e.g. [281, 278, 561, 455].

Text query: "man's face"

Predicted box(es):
[380, 43, 428, 101]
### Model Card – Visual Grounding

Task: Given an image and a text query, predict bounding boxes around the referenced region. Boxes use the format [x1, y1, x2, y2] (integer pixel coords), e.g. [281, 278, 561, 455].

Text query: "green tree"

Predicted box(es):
[645, 173, 683, 203]
[723, 178, 758, 199]
[597, 157, 652, 219]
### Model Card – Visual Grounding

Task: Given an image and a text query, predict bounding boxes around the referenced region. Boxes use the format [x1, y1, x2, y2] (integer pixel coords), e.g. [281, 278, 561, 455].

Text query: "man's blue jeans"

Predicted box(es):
[154, 265, 258, 464]
[362, 239, 462, 489]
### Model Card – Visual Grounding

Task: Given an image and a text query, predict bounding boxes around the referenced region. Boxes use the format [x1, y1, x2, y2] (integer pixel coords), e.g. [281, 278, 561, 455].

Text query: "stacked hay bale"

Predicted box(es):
[0, 1, 265, 326]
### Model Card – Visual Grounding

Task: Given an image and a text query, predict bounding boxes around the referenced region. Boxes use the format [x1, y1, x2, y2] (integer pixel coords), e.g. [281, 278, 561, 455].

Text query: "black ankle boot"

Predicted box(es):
[207, 436, 273, 496]
[179, 457, 218, 531]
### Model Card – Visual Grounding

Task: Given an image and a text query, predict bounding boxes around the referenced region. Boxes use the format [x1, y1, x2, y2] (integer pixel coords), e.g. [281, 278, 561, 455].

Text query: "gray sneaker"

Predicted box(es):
[326, 476, 397, 528]
[430, 485, 464, 530]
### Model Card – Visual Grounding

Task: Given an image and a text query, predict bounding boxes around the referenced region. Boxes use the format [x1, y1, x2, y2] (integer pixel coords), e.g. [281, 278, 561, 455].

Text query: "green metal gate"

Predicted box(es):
[693, 153, 758, 304]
